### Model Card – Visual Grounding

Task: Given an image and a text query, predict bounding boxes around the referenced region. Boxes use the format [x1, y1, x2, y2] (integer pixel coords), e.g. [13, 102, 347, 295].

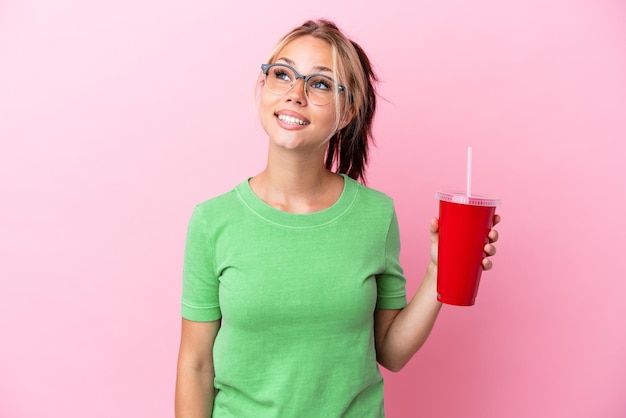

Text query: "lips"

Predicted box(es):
[275, 112, 310, 126]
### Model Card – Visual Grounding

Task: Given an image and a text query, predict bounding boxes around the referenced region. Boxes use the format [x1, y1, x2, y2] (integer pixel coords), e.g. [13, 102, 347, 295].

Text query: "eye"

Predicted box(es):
[271, 67, 293, 82]
[308, 76, 333, 91]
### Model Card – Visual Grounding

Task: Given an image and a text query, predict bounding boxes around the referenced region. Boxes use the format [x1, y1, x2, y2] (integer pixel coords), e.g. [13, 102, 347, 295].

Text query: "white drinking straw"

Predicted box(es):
[466, 146, 472, 197]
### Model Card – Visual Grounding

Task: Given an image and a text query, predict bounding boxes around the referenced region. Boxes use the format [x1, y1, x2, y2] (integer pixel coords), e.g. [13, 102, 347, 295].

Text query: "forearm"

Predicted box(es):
[175, 366, 215, 418]
[377, 262, 442, 372]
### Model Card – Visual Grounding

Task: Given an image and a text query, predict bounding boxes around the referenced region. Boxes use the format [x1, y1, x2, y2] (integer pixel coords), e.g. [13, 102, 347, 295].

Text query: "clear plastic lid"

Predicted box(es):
[436, 191, 501, 207]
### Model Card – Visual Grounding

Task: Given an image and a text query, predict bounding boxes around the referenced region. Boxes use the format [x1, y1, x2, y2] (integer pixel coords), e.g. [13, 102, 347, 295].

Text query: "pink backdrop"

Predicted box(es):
[1, 1, 625, 417]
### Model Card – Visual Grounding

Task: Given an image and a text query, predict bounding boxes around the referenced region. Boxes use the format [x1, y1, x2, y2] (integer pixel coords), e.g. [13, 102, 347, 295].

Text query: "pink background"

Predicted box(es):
[1, 0, 625, 417]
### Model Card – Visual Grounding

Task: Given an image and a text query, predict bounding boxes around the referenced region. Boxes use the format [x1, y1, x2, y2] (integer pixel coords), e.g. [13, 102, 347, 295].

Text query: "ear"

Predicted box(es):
[338, 107, 356, 131]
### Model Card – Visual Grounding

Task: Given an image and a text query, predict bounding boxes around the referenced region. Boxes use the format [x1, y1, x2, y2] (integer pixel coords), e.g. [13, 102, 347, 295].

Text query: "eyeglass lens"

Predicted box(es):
[264, 65, 338, 105]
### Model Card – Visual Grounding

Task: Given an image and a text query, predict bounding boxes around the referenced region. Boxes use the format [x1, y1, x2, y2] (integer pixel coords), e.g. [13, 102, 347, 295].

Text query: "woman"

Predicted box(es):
[175, 19, 500, 417]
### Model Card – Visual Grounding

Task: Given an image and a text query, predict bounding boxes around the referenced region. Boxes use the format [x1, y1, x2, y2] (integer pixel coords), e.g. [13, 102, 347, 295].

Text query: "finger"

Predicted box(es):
[484, 243, 497, 256]
[482, 257, 493, 270]
[493, 214, 501, 226]
[488, 229, 499, 243]
[430, 217, 439, 234]
[429, 218, 439, 243]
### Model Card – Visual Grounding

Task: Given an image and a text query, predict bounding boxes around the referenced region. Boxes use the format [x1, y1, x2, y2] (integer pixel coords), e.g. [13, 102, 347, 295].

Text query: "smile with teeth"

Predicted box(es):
[276, 114, 309, 126]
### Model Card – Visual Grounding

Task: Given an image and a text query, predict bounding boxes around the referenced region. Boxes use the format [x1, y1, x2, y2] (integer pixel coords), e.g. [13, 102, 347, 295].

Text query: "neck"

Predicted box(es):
[249, 145, 343, 214]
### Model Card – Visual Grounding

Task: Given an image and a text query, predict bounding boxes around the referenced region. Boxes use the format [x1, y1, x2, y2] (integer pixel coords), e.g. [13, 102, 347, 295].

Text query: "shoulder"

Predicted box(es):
[194, 188, 239, 213]
[341, 176, 397, 227]
[346, 176, 395, 211]
[188, 181, 246, 225]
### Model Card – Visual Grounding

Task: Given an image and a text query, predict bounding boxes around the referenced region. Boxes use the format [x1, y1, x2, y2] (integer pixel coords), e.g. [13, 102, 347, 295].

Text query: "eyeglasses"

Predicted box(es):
[261, 63, 346, 106]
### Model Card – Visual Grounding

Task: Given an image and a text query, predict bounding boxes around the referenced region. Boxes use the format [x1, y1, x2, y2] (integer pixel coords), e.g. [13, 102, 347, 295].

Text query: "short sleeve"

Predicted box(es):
[376, 210, 407, 309]
[181, 206, 222, 321]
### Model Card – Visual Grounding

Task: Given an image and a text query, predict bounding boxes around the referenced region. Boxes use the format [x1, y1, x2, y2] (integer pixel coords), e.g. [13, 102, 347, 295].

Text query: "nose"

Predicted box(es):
[285, 78, 307, 105]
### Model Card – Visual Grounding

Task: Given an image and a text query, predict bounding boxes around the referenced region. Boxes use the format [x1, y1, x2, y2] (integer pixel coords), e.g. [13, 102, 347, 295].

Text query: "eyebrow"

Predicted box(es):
[275, 57, 333, 74]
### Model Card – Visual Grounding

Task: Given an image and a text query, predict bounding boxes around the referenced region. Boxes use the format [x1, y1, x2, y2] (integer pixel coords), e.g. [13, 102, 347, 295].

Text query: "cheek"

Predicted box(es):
[257, 89, 273, 117]
[259, 84, 278, 108]
[321, 106, 343, 132]
[258, 92, 276, 135]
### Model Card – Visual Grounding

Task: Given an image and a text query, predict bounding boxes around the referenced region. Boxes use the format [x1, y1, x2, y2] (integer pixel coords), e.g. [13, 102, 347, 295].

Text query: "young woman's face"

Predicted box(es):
[259, 35, 350, 153]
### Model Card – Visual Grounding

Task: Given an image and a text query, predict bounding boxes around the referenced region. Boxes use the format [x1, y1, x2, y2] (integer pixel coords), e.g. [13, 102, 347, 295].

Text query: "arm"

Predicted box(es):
[175, 318, 221, 418]
[374, 215, 500, 372]
[374, 263, 441, 372]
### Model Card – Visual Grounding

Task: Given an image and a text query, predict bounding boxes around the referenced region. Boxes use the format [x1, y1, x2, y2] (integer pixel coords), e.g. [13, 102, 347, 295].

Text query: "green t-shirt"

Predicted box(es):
[181, 174, 407, 417]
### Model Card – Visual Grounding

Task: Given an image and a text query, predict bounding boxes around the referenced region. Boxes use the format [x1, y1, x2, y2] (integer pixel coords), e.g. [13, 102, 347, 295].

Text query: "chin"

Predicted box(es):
[272, 137, 309, 150]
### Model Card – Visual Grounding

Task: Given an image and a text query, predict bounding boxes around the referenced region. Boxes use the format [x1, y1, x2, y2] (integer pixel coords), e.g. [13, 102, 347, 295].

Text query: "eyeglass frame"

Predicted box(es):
[260, 63, 346, 104]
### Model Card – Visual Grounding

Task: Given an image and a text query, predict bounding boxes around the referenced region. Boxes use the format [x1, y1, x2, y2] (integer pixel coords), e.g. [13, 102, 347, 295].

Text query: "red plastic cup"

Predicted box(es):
[435, 191, 500, 306]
